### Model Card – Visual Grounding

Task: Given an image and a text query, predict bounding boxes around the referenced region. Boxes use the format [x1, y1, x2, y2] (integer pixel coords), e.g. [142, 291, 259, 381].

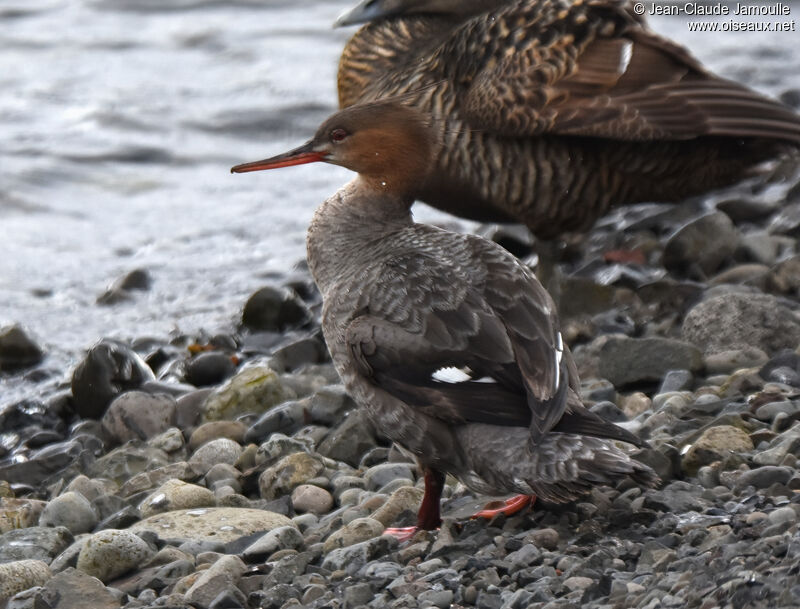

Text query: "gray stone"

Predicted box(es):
[185, 351, 237, 388]
[768, 506, 798, 525]
[241, 525, 304, 562]
[734, 466, 794, 491]
[244, 399, 308, 443]
[658, 370, 693, 394]
[704, 347, 769, 375]
[76, 529, 155, 583]
[364, 463, 415, 491]
[598, 336, 702, 387]
[663, 212, 738, 277]
[189, 438, 243, 476]
[682, 293, 800, 356]
[39, 491, 97, 535]
[255, 434, 312, 466]
[291, 484, 333, 515]
[755, 400, 800, 422]
[185, 555, 246, 609]
[316, 409, 379, 467]
[307, 385, 357, 425]
[0, 527, 73, 564]
[101, 391, 177, 444]
[40, 567, 119, 609]
[0, 560, 51, 602]
[343, 582, 373, 608]
[753, 423, 800, 465]
[321, 536, 397, 574]
[189, 421, 247, 450]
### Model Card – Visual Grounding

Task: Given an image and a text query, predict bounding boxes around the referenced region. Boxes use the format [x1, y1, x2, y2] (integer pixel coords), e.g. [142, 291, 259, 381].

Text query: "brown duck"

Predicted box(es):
[232, 101, 658, 536]
[336, 0, 800, 240]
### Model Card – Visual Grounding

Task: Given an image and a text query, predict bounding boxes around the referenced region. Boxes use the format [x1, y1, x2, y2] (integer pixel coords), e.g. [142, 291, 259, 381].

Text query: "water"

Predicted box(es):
[1, 0, 798, 407]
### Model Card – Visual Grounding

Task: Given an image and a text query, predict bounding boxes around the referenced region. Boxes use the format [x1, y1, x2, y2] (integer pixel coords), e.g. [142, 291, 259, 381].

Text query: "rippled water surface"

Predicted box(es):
[1, 0, 798, 406]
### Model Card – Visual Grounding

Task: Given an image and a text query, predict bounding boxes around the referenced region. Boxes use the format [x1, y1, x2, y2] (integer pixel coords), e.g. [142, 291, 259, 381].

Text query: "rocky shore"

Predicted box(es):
[3, 164, 800, 609]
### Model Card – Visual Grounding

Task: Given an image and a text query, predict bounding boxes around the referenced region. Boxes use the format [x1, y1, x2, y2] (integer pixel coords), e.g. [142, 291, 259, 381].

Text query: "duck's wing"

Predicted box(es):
[344, 237, 568, 444]
[454, 0, 800, 142]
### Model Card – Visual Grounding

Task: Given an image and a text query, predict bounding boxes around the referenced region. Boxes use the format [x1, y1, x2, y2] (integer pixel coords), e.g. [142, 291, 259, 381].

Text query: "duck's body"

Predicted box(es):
[337, 0, 800, 239]
[232, 102, 657, 530]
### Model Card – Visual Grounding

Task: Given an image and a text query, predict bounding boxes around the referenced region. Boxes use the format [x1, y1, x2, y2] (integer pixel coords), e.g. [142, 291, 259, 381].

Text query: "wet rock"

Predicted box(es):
[96, 268, 151, 305]
[39, 491, 97, 535]
[189, 438, 243, 476]
[291, 484, 333, 515]
[316, 409, 379, 467]
[657, 369, 693, 394]
[0, 526, 73, 564]
[129, 507, 295, 544]
[71, 339, 155, 419]
[681, 425, 754, 476]
[185, 351, 237, 387]
[259, 452, 325, 500]
[598, 336, 702, 387]
[175, 388, 213, 431]
[0, 324, 44, 370]
[202, 365, 293, 422]
[663, 212, 738, 277]
[185, 554, 246, 609]
[139, 479, 216, 518]
[682, 293, 800, 355]
[76, 529, 155, 583]
[244, 399, 309, 443]
[269, 335, 328, 372]
[101, 391, 177, 444]
[241, 286, 311, 331]
[0, 560, 51, 602]
[241, 525, 304, 562]
[716, 198, 779, 223]
[769, 201, 800, 236]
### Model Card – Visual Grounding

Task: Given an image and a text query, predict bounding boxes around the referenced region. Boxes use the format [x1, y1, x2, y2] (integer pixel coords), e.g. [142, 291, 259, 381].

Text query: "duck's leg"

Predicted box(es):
[472, 494, 536, 519]
[384, 468, 445, 541]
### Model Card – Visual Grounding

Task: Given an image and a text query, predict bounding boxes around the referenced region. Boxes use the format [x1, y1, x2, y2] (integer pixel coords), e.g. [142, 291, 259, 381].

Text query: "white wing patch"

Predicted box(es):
[432, 366, 473, 383]
[431, 366, 498, 384]
[554, 331, 564, 391]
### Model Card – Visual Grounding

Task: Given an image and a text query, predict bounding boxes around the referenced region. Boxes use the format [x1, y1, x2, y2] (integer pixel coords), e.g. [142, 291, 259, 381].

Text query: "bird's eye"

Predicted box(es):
[330, 128, 349, 143]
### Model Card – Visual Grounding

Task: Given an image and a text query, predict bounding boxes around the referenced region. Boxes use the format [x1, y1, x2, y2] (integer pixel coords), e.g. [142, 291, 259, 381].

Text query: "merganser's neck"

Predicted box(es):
[306, 177, 414, 294]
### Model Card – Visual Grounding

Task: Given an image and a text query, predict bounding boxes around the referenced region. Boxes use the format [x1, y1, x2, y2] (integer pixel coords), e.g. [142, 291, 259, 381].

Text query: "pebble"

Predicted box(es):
[322, 517, 385, 552]
[202, 365, 294, 422]
[185, 554, 246, 608]
[259, 452, 325, 500]
[681, 425, 754, 476]
[598, 336, 702, 387]
[189, 438, 243, 476]
[291, 484, 334, 515]
[76, 529, 155, 582]
[139, 479, 216, 517]
[241, 286, 311, 331]
[101, 390, 177, 444]
[38, 491, 97, 535]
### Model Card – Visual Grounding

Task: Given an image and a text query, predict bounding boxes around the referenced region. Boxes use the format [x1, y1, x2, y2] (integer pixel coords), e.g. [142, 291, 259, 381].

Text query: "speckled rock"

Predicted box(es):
[291, 484, 334, 515]
[185, 554, 246, 608]
[0, 526, 73, 564]
[259, 452, 325, 500]
[101, 391, 177, 444]
[76, 529, 155, 583]
[189, 438, 243, 476]
[323, 517, 385, 552]
[0, 560, 51, 602]
[201, 365, 294, 422]
[0, 498, 46, 533]
[681, 425, 754, 476]
[139, 479, 216, 518]
[129, 507, 295, 543]
[682, 293, 800, 355]
[370, 486, 424, 527]
[39, 491, 97, 535]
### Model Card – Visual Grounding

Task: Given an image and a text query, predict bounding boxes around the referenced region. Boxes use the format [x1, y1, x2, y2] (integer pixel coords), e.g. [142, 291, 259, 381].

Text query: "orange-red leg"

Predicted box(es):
[472, 494, 536, 520]
[383, 468, 445, 541]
